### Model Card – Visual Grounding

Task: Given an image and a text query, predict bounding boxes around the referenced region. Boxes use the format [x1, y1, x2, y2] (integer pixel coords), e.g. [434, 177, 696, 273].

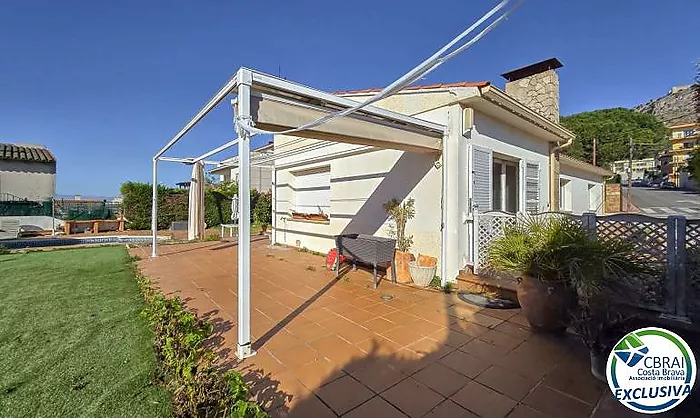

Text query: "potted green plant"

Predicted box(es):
[253, 192, 272, 235]
[487, 216, 648, 333]
[571, 297, 639, 381]
[383, 197, 415, 284]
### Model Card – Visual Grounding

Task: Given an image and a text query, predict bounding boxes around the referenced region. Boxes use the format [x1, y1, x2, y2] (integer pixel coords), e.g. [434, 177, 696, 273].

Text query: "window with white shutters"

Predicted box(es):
[471, 146, 492, 212]
[293, 166, 330, 215]
[524, 161, 540, 214]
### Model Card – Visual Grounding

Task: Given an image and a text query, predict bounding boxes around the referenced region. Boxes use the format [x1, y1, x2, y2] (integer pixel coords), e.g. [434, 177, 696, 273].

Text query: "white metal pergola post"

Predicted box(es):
[151, 158, 158, 257]
[235, 69, 255, 359]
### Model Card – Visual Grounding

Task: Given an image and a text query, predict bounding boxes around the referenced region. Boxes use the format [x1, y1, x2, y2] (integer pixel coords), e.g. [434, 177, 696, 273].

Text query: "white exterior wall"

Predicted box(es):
[471, 111, 551, 212]
[560, 164, 605, 215]
[273, 91, 452, 269]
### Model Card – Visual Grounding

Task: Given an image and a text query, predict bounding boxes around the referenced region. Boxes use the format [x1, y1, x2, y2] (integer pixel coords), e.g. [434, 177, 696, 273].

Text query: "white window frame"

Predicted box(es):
[291, 165, 331, 217]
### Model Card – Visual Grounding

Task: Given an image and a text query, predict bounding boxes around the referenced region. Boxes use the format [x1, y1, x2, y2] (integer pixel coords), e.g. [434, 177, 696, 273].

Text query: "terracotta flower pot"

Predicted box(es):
[516, 275, 577, 333]
[391, 250, 415, 284]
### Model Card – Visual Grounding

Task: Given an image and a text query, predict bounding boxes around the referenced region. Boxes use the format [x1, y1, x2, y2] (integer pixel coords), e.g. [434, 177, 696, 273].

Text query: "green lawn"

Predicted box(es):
[0, 246, 171, 417]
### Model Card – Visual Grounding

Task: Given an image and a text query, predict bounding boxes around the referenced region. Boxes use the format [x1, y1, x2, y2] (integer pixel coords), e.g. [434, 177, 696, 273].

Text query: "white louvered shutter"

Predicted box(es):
[471, 146, 492, 212]
[295, 168, 331, 214]
[524, 161, 540, 214]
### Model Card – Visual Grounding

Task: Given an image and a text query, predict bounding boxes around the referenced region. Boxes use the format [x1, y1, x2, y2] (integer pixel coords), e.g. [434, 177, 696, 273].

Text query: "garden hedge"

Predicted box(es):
[120, 181, 268, 231]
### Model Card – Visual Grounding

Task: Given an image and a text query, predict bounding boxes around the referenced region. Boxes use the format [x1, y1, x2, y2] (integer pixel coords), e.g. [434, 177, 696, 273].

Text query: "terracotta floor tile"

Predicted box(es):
[381, 378, 445, 418]
[339, 308, 376, 324]
[412, 362, 470, 397]
[475, 365, 538, 401]
[290, 358, 346, 391]
[590, 390, 644, 418]
[272, 343, 320, 369]
[310, 334, 367, 368]
[507, 314, 532, 329]
[342, 395, 407, 418]
[383, 309, 420, 325]
[409, 318, 444, 336]
[478, 307, 520, 321]
[364, 302, 398, 316]
[523, 384, 592, 418]
[477, 329, 526, 351]
[302, 307, 334, 322]
[382, 325, 426, 347]
[286, 321, 332, 342]
[423, 400, 479, 418]
[451, 381, 517, 418]
[505, 405, 547, 418]
[468, 312, 505, 329]
[438, 350, 489, 378]
[496, 349, 557, 380]
[436, 328, 474, 348]
[275, 393, 336, 418]
[459, 339, 511, 365]
[251, 371, 310, 411]
[364, 317, 398, 334]
[405, 337, 454, 360]
[542, 363, 606, 405]
[315, 375, 374, 415]
[449, 321, 490, 338]
[349, 363, 409, 393]
[494, 321, 533, 340]
[356, 335, 402, 356]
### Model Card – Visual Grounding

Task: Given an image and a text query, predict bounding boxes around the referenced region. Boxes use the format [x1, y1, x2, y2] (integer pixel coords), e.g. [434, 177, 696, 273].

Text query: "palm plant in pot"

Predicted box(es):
[383, 197, 415, 284]
[487, 216, 648, 333]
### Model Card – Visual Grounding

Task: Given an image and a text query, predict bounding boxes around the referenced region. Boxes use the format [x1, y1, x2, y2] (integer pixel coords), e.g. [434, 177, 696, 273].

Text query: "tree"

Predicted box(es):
[560, 108, 668, 168]
[688, 148, 700, 181]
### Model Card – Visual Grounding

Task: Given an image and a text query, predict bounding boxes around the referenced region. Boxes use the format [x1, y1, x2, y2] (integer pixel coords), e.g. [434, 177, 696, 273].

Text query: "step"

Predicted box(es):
[457, 272, 518, 302]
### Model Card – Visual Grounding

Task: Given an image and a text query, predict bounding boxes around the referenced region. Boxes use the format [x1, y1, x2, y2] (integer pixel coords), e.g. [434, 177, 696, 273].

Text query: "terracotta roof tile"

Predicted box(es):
[0, 143, 56, 163]
[334, 81, 489, 95]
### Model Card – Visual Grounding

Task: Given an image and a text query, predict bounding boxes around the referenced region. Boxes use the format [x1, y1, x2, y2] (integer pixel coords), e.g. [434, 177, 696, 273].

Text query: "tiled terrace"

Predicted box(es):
[131, 239, 641, 418]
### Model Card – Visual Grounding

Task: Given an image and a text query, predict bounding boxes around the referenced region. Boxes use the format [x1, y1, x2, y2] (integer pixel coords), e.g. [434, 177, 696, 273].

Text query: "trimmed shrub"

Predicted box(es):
[253, 192, 272, 226]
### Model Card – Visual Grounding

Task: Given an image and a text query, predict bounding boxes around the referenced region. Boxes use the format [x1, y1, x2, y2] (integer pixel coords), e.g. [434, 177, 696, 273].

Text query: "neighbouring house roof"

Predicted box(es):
[210, 142, 275, 175]
[560, 154, 613, 177]
[0, 143, 56, 163]
[334, 81, 490, 96]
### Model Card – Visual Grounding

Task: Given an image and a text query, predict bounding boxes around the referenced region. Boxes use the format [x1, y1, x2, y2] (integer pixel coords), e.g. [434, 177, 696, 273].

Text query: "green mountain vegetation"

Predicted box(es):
[560, 108, 668, 168]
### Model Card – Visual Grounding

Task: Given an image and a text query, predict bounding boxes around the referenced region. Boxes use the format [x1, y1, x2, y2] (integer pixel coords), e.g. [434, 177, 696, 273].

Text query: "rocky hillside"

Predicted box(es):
[634, 84, 699, 126]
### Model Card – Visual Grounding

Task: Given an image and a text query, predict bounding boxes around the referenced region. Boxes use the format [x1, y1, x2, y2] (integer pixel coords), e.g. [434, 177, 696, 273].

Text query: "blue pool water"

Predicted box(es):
[0, 236, 160, 249]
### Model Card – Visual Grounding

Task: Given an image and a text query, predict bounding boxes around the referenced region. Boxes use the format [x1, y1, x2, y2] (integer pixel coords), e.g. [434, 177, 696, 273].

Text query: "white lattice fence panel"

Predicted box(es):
[596, 214, 667, 310]
[687, 221, 700, 320]
[476, 212, 517, 273]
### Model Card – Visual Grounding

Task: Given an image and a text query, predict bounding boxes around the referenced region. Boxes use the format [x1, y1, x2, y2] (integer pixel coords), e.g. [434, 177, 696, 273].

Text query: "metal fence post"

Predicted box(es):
[675, 216, 688, 320]
[665, 216, 678, 316]
[471, 209, 480, 275]
[662, 216, 691, 324]
[581, 212, 597, 240]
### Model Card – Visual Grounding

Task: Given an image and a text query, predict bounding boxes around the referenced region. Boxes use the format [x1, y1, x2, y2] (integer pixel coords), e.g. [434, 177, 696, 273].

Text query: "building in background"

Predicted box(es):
[662, 122, 699, 187]
[0, 143, 56, 201]
[609, 157, 656, 182]
[210, 142, 273, 192]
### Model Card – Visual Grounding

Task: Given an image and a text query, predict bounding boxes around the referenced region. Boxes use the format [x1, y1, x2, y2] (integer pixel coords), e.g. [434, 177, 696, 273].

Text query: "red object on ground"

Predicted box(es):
[326, 249, 345, 270]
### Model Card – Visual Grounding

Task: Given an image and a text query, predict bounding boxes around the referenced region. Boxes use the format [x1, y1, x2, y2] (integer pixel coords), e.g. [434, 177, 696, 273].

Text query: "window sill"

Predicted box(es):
[286, 217, 330, 225]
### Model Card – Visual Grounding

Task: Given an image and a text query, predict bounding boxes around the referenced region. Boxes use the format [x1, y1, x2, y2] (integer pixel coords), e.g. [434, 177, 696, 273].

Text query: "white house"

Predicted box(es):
[270, 59, 611, 281]
[210, 142, 274, 192]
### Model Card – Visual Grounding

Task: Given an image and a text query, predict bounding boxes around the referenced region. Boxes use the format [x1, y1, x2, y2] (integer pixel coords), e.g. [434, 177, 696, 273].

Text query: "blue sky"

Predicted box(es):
[0, 0, 698, 196]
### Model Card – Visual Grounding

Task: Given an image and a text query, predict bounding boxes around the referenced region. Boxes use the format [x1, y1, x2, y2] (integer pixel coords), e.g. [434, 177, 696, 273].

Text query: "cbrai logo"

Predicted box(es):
[607, 327, 696, 414]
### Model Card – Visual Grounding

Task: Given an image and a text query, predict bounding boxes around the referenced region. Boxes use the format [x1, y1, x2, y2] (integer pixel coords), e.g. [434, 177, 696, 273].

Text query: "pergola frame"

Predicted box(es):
[151, 67, 448, 359]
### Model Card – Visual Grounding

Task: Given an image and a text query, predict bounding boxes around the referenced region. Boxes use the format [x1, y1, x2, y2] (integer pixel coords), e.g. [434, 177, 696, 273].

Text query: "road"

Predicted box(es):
[629, 186, 700, 219]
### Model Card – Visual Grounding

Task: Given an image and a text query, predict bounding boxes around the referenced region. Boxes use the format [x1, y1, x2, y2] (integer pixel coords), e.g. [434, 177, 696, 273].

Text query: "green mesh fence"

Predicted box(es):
[0, 200, 120, 220]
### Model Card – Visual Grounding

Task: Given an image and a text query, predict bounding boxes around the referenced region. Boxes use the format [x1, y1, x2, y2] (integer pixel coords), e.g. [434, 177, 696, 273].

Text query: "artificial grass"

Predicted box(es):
[0, 246, 171, 417]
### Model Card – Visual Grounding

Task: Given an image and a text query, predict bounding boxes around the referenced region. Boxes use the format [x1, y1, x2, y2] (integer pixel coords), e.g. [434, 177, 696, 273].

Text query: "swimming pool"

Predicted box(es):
[0, 235, 166, 249]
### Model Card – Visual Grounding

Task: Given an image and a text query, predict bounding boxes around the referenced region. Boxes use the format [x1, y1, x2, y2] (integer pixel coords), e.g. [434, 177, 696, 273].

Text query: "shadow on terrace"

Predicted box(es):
[131, 239, 698, 418]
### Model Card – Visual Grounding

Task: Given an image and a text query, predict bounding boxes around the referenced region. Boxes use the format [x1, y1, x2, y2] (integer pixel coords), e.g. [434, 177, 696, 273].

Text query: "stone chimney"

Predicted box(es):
[501, 58, 563, 123]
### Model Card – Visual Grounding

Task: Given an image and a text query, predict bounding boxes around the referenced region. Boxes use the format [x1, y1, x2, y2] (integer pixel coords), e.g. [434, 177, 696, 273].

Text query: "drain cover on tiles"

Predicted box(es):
[380, 294, 394, 301]
[458, 291, 519, 309]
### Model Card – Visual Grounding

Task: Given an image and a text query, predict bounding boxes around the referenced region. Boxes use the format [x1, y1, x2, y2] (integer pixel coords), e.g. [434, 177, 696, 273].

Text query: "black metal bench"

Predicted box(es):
[335, 233, 397, 288]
